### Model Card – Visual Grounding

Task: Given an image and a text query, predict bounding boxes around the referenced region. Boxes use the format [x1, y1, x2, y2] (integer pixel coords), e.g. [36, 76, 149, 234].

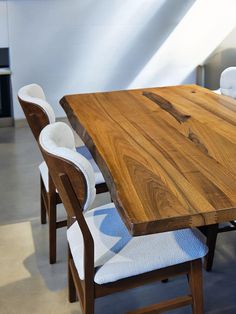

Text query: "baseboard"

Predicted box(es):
[14, 118, 28, 128]
[0, 117, 14, 127]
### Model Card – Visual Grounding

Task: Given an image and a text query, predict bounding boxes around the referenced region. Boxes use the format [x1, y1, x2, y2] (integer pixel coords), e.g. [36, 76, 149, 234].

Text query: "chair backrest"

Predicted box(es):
[18, 84, 56, 141]
[40, 121, 96, 284]
[39, 121, 96, 214]
[220, 67, 236, 99]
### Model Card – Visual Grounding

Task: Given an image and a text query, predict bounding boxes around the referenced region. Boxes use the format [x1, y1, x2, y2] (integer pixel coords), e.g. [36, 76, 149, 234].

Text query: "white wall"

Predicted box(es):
[6, 0, 196, 120]
[4, 0, 236, 120]
[0, 1, 8, 47]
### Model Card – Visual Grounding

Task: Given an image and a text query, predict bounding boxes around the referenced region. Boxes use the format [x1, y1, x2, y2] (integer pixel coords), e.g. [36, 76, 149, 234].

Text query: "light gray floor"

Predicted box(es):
[1, 126, 236, 314]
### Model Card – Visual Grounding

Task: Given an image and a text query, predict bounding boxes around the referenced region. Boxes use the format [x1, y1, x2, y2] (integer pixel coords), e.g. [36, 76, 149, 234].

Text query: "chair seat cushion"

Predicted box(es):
[67, 203, 208, 285]
[39, 146, 105, 192]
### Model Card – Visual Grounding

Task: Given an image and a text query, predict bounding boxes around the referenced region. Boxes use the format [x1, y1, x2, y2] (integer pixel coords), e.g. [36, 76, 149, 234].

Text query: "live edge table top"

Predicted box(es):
[60, 84, 236, 236]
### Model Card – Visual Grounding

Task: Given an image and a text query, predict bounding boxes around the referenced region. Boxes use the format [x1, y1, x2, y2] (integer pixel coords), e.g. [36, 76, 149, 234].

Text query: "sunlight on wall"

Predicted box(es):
[8, 0, 170, 119]
[129, 0, 236, 88]
[69, 0, 166, 89]
[8, 0, 235, 119]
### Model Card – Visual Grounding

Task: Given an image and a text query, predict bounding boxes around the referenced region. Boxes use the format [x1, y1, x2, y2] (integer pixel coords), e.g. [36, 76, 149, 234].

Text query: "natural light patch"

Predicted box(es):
[68, 0, 166, 91]
[0, 221, 35, 287]
[129, 0, 236, 88]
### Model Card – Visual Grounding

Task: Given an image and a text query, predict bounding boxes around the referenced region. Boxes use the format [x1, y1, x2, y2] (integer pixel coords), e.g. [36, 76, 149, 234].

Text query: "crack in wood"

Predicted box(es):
[143, 91, 191, 123]
[188, 129, 208, 155]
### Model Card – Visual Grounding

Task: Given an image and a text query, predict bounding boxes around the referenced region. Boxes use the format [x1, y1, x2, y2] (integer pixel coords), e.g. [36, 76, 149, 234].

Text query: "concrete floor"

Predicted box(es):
[1, 126, 236, 314]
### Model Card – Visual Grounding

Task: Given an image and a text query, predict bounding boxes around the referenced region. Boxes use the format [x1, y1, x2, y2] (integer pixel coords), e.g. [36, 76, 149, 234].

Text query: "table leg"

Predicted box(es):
[203, 224, 219, 271]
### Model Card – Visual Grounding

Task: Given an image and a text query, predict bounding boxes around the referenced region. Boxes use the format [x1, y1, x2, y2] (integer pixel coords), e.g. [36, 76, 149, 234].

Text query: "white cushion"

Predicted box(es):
[18, 84, 55, 124]
[39, 161, 50, 192]
[212, 88, 221, 94]
[39, 122, 98, 210]
[76, 146, 105, 185]
[220, 67, 236, 99]
[67, 203, 208, 285]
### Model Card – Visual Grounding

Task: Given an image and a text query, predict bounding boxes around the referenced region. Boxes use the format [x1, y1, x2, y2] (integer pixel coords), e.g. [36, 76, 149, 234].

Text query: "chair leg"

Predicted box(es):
[40, 177, 47, 224]
[48, 192, 57, 264]
[188, 259, 204, 314]
[68, 252, 77, 303]
[84, 299, 94, 314]
[161, 278, 169, 283]
[204, 224, 219, 271]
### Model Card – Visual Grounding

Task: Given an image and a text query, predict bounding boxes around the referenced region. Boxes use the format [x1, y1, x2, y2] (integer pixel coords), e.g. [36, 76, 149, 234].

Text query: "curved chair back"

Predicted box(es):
[220, 67, 236, 99]
[18, 84, 56, 141]
[39, 121, 96, 214]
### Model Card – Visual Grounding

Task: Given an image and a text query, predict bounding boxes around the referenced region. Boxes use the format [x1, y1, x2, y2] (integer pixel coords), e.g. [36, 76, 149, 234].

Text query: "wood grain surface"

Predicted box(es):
[60, 85, 236, 235]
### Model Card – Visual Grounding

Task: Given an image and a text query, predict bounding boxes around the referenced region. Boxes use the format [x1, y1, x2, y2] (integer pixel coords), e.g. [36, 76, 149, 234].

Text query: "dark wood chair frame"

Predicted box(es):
[18, 97, 108, 264]
[201, 222, 236, 271]
[41, 146, 205, 314]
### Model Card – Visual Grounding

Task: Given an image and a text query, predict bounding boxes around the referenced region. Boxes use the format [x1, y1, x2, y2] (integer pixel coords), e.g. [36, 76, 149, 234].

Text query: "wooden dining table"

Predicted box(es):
[60, 84, 236, 237]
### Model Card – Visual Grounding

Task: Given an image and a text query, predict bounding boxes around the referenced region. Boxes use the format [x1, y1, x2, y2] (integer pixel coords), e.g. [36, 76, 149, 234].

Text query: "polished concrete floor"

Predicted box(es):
[1, 126, 236, 314]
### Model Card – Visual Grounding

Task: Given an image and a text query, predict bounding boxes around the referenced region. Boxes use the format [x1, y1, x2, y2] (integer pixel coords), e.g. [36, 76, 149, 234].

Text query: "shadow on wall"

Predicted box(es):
[104, 0, 196, 90]
[204, 48, 236, 90]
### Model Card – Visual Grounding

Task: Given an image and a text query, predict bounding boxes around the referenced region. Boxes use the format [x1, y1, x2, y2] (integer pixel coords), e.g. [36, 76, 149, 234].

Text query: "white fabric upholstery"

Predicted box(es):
[18, 84, 55, 124]
[212, 88, 221, 95]
[76, 146, 104, 185]
[39, 122, 96, 210]
[39, 156, 104, 194]
[67, 203, 208, 285]
[220, 67, 236, 99]
[39, 161, 49, 192]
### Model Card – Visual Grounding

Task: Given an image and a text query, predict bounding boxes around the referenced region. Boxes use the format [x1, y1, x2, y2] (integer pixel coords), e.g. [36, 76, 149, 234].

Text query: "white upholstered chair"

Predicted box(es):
[18, 84, 108, 264]
[213, 67, 236, 97]
[220, 67, 236, 98]
[39, 121, 208, 314]
[206, 68, 236, 271]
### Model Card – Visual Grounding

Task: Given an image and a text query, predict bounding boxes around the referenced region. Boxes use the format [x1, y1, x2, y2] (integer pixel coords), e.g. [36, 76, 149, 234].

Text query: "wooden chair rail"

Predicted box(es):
[94, 262, 191, 298]
[126, 295, 193, 314]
